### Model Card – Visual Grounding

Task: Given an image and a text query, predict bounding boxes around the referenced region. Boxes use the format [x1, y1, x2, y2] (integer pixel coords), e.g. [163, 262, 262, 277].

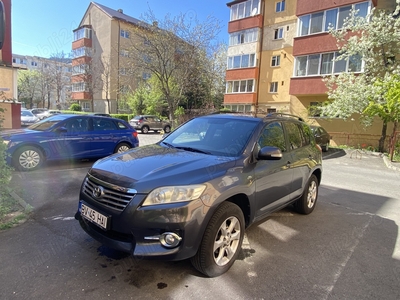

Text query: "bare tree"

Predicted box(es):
[48, 52, 72, 109]
[126, 10, 222, 124]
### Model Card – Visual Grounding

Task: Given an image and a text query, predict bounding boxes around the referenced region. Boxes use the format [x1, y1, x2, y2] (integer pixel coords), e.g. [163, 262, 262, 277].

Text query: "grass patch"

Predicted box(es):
[0, 191, 28, 230]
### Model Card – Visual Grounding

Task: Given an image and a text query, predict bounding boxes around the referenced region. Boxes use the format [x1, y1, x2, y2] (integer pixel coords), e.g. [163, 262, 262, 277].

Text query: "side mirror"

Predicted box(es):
[257, 146, 283, 160]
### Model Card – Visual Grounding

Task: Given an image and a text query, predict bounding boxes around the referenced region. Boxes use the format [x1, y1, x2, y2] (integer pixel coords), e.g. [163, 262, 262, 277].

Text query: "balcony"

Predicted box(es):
[224, 93, 257, 104]
[226, 67, 259, 81]
[228, 14, 263, 33]
[289, 77, 328, 96]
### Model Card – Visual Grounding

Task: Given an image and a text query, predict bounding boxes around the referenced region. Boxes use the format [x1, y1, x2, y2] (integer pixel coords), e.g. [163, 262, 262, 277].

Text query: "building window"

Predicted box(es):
[74, 27, 92, 41]
[72, 47, 90, 58]
[230, 0, 260, 21]
[120, 29, 130, 39]
[31, 61, 38, 67]
[72, 82, 88, 92]
[276, 0, 285, 13]
[119, 85, 130, 94]
[274, 28, 284, 40]
[229, 28, 259, 46]
[72, 64, 87, 75]
[271, 55, 281, 67]
[269, 82, 278, 93]
[224, 104, 252, 113]
[82, 102, 91, 111]
[142, 72, 151, 80]
[227, 53, 256, 69]
[294, 51, 363, 77]
[226, 79, 255, 93]
[298, 1, 370, 36]
[120, 50, 129, 57]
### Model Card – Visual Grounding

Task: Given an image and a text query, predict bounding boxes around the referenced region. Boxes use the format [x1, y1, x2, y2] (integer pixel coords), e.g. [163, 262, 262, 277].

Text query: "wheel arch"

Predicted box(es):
[12, 142, 48, 159]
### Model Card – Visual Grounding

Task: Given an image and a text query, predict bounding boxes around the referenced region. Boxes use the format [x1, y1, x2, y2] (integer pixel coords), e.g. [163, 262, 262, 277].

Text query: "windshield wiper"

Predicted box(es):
[161, 141, 175, 148]
[174, 146, 211, 154]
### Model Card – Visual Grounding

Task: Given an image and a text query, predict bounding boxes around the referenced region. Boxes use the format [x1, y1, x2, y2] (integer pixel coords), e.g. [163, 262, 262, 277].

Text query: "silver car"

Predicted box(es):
[21, 110, 39, 126]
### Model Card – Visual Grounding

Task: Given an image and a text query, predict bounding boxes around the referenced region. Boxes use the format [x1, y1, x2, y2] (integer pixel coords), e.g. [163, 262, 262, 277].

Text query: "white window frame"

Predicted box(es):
[274, 28, 284, 40]
[297, 1, 370, 37]
[269, 82, 278, 93]
[120, 29, 130, 39]
[227, 53, 256, 69]
[225, 79, 255, 94]
[276, 0, 285, 13]
[230, 0, 260, 21]
[294, 51, 363, 77]
[229, 28, 259, 46]
[271, 55, 281, 67]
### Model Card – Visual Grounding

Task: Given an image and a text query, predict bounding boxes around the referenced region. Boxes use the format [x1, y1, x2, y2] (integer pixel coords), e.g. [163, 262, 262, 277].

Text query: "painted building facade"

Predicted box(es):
[224, 0, 397, 148]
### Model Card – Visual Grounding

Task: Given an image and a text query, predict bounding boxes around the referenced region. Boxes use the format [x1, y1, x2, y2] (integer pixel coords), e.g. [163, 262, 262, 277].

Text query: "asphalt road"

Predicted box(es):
[1, 134, 400, 300]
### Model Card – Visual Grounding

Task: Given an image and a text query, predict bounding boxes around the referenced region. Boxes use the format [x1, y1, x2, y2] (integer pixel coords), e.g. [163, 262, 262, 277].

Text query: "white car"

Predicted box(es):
[21, 110, 39, 126]
[35, 110, 62, 120]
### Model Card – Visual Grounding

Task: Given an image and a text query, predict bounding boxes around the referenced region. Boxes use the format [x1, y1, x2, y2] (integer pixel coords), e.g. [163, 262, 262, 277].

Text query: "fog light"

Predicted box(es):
[160, 232, 182, 248]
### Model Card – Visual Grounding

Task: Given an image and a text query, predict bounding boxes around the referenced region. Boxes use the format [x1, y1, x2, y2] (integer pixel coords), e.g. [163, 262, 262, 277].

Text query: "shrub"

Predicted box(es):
[69, 103, 82, 111]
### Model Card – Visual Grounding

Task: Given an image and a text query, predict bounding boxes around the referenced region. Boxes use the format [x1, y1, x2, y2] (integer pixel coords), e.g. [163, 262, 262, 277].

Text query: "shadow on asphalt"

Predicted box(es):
[322, 148, 346, 160]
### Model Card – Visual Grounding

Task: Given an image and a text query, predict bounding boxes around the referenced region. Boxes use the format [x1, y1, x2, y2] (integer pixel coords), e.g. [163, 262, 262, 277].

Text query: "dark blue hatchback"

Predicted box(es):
[1, 114, 139, 171]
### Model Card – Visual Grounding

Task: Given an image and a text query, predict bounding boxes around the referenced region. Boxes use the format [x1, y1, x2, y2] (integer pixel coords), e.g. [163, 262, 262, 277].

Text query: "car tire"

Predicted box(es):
[141, 126, 149, 134]
[294, 174, 319, 215]
[163, 125, 171, 133]
[13, 146, 44, 171]
[114, 142, 131, 153]
[191, 202, 244, 277]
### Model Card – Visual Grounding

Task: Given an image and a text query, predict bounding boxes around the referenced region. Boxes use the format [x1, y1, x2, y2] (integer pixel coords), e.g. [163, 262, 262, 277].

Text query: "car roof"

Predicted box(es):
[201, 112, 305, 124]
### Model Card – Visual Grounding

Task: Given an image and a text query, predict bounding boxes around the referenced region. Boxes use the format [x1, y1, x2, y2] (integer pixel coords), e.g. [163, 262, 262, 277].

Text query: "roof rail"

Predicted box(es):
[265, 113, 304, 122]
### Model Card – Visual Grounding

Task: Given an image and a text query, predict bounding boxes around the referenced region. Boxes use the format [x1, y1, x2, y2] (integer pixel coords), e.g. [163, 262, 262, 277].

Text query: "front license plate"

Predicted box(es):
[80, 203, 109, 230]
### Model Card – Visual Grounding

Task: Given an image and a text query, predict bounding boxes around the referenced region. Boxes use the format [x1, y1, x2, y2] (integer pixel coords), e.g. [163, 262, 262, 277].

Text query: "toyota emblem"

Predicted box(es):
[92, 185, 104, 199]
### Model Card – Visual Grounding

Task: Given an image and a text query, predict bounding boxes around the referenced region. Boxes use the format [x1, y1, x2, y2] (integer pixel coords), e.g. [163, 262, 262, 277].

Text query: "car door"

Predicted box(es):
[284, 122, 313, 199]
[253, 122, 294, 218]
[52, 117, 92, 159]
[90, 117, 119, 156]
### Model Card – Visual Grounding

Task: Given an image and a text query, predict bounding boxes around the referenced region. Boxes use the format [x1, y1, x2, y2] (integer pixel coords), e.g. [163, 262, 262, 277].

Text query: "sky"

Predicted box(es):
[11, 0, 230, 58]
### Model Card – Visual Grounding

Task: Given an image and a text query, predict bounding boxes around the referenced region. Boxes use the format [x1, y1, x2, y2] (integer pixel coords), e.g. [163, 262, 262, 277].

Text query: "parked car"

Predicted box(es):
[75, 113, 322, 277]
[35, 109, 62, 120]
[20, 110, 39, 126]
[30, 108, 48, 116]
[129, 115, 171, 134]
[1, 114, 139, 171]
[311, 125, 331, 152]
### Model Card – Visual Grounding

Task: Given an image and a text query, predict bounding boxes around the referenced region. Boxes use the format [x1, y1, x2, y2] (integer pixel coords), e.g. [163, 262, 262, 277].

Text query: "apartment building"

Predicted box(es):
[71, 2, 150, 113]
[224, 0, 397, 148]
[12, 54, 72, 109]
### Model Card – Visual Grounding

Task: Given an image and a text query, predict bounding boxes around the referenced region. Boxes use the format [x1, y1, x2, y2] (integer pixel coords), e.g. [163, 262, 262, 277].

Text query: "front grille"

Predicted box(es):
[83, 174, 136, 211]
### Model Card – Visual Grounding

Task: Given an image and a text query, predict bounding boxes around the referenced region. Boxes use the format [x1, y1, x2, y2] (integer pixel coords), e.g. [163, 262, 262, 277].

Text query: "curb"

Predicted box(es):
[9, 190, 33, 212]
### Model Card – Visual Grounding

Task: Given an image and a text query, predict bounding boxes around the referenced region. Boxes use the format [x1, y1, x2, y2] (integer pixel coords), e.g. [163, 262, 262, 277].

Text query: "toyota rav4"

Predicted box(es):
[75, 113, 322, 277]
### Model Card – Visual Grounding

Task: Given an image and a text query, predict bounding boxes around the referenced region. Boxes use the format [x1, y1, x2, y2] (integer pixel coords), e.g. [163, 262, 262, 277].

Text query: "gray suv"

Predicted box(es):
[75, 113, 322, 277]
[129, 115, 171, 134]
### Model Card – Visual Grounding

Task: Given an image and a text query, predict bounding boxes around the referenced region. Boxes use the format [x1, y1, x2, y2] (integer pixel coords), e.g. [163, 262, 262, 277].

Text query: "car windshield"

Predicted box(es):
[27, 115, 68, 131]
[21, 111, 34, 117]
[162, 117, 257, 157]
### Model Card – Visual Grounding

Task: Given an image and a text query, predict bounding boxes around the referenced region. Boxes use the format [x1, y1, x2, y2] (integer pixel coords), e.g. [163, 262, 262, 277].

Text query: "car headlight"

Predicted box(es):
[142, 184, 206, 206]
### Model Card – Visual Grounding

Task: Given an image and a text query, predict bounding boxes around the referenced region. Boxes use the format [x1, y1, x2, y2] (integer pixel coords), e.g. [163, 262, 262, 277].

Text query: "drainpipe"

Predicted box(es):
[255, 0, 265, 116]
[117, 20, 121, 112]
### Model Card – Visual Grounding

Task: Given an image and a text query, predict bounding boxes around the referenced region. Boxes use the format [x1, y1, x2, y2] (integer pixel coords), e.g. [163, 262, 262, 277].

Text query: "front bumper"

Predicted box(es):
[75, 198, 209, 261]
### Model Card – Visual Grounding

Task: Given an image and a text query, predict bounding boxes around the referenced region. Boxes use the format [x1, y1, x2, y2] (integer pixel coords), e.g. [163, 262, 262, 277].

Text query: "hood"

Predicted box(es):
[0, 128, 33, 139]
[89, 144, 237, 192]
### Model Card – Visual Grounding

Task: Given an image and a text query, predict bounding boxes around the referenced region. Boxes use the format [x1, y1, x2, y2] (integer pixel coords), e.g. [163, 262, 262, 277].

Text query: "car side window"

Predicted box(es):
[93, 119, 117, 131]
[117, 121, 128, 129]
[258, 122, 286, 152]
[286, 122, 309, 150]
[66, 118, 89, 133]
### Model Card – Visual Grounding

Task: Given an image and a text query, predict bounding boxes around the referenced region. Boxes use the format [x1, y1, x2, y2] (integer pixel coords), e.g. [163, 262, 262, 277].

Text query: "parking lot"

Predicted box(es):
[1, 135, 400, 300]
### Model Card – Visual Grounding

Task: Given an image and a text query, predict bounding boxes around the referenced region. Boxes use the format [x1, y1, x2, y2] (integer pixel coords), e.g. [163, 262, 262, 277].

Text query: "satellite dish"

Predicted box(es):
[0, 0, 5, 50]
[251, 7, 258, 16]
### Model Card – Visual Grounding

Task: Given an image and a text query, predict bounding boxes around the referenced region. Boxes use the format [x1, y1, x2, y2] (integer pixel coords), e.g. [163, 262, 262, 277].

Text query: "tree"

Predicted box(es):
[126, 9, 223, 125]
[364, 74, 400, 160]
[47, 52, 72, 109]
[17, 70, 41, 108]
[127, 76, 167, 116]
[322, 4, 400, 152]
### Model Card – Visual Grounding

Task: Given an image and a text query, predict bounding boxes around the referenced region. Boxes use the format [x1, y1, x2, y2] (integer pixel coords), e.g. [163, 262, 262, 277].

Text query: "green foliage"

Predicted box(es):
[69, 103, 82, 111]
[127, 76, 168, 117]
[0, 108, 15, 224]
